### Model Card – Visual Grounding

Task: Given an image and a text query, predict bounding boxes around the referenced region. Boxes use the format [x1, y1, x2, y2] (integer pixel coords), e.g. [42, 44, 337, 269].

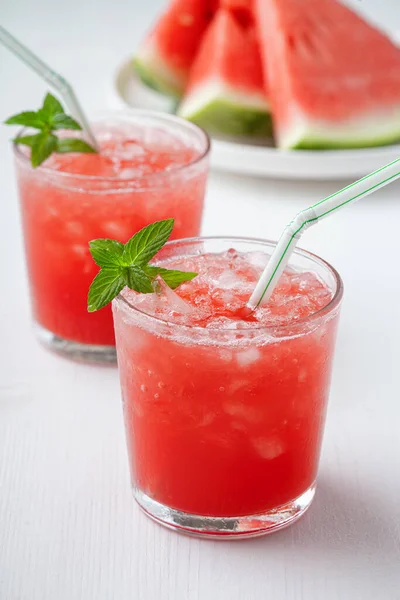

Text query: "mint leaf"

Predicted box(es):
[31, 132, 57, 167]
[89, 239, 125, 268]
[87, 219, 198, 311]
[123, 219, 174, 267]
[5, 92, 98, 167]
[88, 268, 125, 312]
[52, 114, 82, 131]
[43, 93, 63, 116]
[13, 134, 39, 148]
[125, 266, 153, 293]
[56, 138, 96, 154]
[144, 266, 197, 289]
[4, 111, 45, 128]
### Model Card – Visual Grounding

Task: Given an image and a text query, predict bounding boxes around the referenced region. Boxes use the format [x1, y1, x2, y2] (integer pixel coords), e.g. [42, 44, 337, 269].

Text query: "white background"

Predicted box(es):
[1, 1, 400, 599]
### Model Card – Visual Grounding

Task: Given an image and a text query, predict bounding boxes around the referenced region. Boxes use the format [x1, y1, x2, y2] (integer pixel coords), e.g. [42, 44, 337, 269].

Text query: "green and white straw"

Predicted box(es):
[247, 157, 400, 311]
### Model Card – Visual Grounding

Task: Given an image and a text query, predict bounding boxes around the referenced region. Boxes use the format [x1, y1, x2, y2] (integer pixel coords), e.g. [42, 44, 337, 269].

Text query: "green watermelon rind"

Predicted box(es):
[280, 108, 400, 150]
[133, 53, 184, 99]
[290, 132, 400, 150]
[179, 88, 272, 137]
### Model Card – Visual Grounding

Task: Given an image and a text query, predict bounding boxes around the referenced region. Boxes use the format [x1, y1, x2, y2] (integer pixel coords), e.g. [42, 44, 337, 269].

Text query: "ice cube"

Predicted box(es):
[224, 248, 239, 261]
[102, 221, 131, 239]
[218, 270, 240, 289]
[220, 291, 236, 305]
[247, 251, 269, 270]
[223, 401, 259, 423]
[229, 379, 250, 394]
[119, 168, 142, 179]
[252, 436, 285, 460]
[117, 142, 145, 159]
[154, 276, 195, 315]
[293, 271, 319, 291]
[71, 244, 87, 258]
[273, 273, 292, 295]
[236, 347, 261, 367]
[219, 349, 233, 362]
[65, 221, 84, 236]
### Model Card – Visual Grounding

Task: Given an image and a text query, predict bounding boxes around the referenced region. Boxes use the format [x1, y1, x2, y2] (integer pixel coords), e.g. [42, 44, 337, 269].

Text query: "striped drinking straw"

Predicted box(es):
[247, 157, 400, 311]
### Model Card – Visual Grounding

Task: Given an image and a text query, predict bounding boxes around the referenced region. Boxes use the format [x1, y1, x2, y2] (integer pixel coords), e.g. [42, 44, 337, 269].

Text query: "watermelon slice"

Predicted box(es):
[134, 0, 216, 98]
[178, 9, 271, 137]
[255, 0, 400, 149]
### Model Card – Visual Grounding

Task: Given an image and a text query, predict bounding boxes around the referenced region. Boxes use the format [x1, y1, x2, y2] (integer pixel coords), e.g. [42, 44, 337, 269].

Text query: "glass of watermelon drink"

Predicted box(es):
[112, 237, 343, 538]
[14, 111, 210, 363]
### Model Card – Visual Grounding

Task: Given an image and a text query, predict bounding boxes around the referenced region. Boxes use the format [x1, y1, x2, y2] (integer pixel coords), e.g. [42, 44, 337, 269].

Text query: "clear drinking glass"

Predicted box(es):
[14, 110, 210, 363]
[112, 237, 343, 539]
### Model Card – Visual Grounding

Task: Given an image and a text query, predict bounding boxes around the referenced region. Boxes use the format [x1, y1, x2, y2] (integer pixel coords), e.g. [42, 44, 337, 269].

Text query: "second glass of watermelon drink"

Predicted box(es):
[14, 111, 209, 362]
[113, 237, 343, 538]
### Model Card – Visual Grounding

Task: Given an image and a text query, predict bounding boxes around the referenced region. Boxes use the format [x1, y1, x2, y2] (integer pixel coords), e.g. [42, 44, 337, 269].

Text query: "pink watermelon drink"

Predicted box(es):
[255, 0, 400, 149]
[113, 237, 342, 537]
[14, 112, 209, 362]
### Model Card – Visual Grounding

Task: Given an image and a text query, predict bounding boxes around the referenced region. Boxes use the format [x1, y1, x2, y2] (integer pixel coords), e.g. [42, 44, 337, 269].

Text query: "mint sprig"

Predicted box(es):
[87, 219, 197, 312]
[4, 92, 97, 167]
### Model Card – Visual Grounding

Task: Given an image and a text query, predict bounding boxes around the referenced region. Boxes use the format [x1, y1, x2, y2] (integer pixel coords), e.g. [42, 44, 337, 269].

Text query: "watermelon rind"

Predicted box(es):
[281, 105, 400, 150]
[178, 81, 272, 137]
[134, 43, 184, 98]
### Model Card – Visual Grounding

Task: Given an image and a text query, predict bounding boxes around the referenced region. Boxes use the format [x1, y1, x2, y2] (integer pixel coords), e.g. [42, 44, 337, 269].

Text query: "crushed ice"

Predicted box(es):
[122, 249, 333, 329]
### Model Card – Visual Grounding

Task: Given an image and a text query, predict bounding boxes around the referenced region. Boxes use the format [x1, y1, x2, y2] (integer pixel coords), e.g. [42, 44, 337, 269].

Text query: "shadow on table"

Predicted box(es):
[247, 473, 400, 568]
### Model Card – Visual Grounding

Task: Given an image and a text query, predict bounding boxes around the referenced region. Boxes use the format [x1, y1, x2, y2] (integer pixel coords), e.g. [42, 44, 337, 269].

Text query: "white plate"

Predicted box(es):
[112, 58, 400, 181]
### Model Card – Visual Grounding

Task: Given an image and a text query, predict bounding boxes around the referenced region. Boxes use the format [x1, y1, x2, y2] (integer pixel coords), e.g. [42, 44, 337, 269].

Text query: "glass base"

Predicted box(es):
[134, 483, 316, 539]
[34, 322, 117, 365]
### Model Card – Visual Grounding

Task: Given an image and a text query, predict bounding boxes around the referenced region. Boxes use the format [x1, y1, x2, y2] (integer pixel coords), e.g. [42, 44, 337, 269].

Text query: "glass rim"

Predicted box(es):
[114, 236, 344, 333]
[13, 108, 211, 185]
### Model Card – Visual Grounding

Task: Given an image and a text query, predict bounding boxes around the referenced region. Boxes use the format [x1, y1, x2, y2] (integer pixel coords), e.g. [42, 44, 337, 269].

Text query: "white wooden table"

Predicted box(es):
[1, 1, 400, 598]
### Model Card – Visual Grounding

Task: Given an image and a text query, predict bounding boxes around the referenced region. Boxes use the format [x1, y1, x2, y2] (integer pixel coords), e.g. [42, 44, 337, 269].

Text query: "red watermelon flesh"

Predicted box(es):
[255, 0, 400, 148]
[134, 0, 217, 97]
[178, 9, 271, 136]
[185, 10, 265, 98]
[219, 0, 254, 27]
